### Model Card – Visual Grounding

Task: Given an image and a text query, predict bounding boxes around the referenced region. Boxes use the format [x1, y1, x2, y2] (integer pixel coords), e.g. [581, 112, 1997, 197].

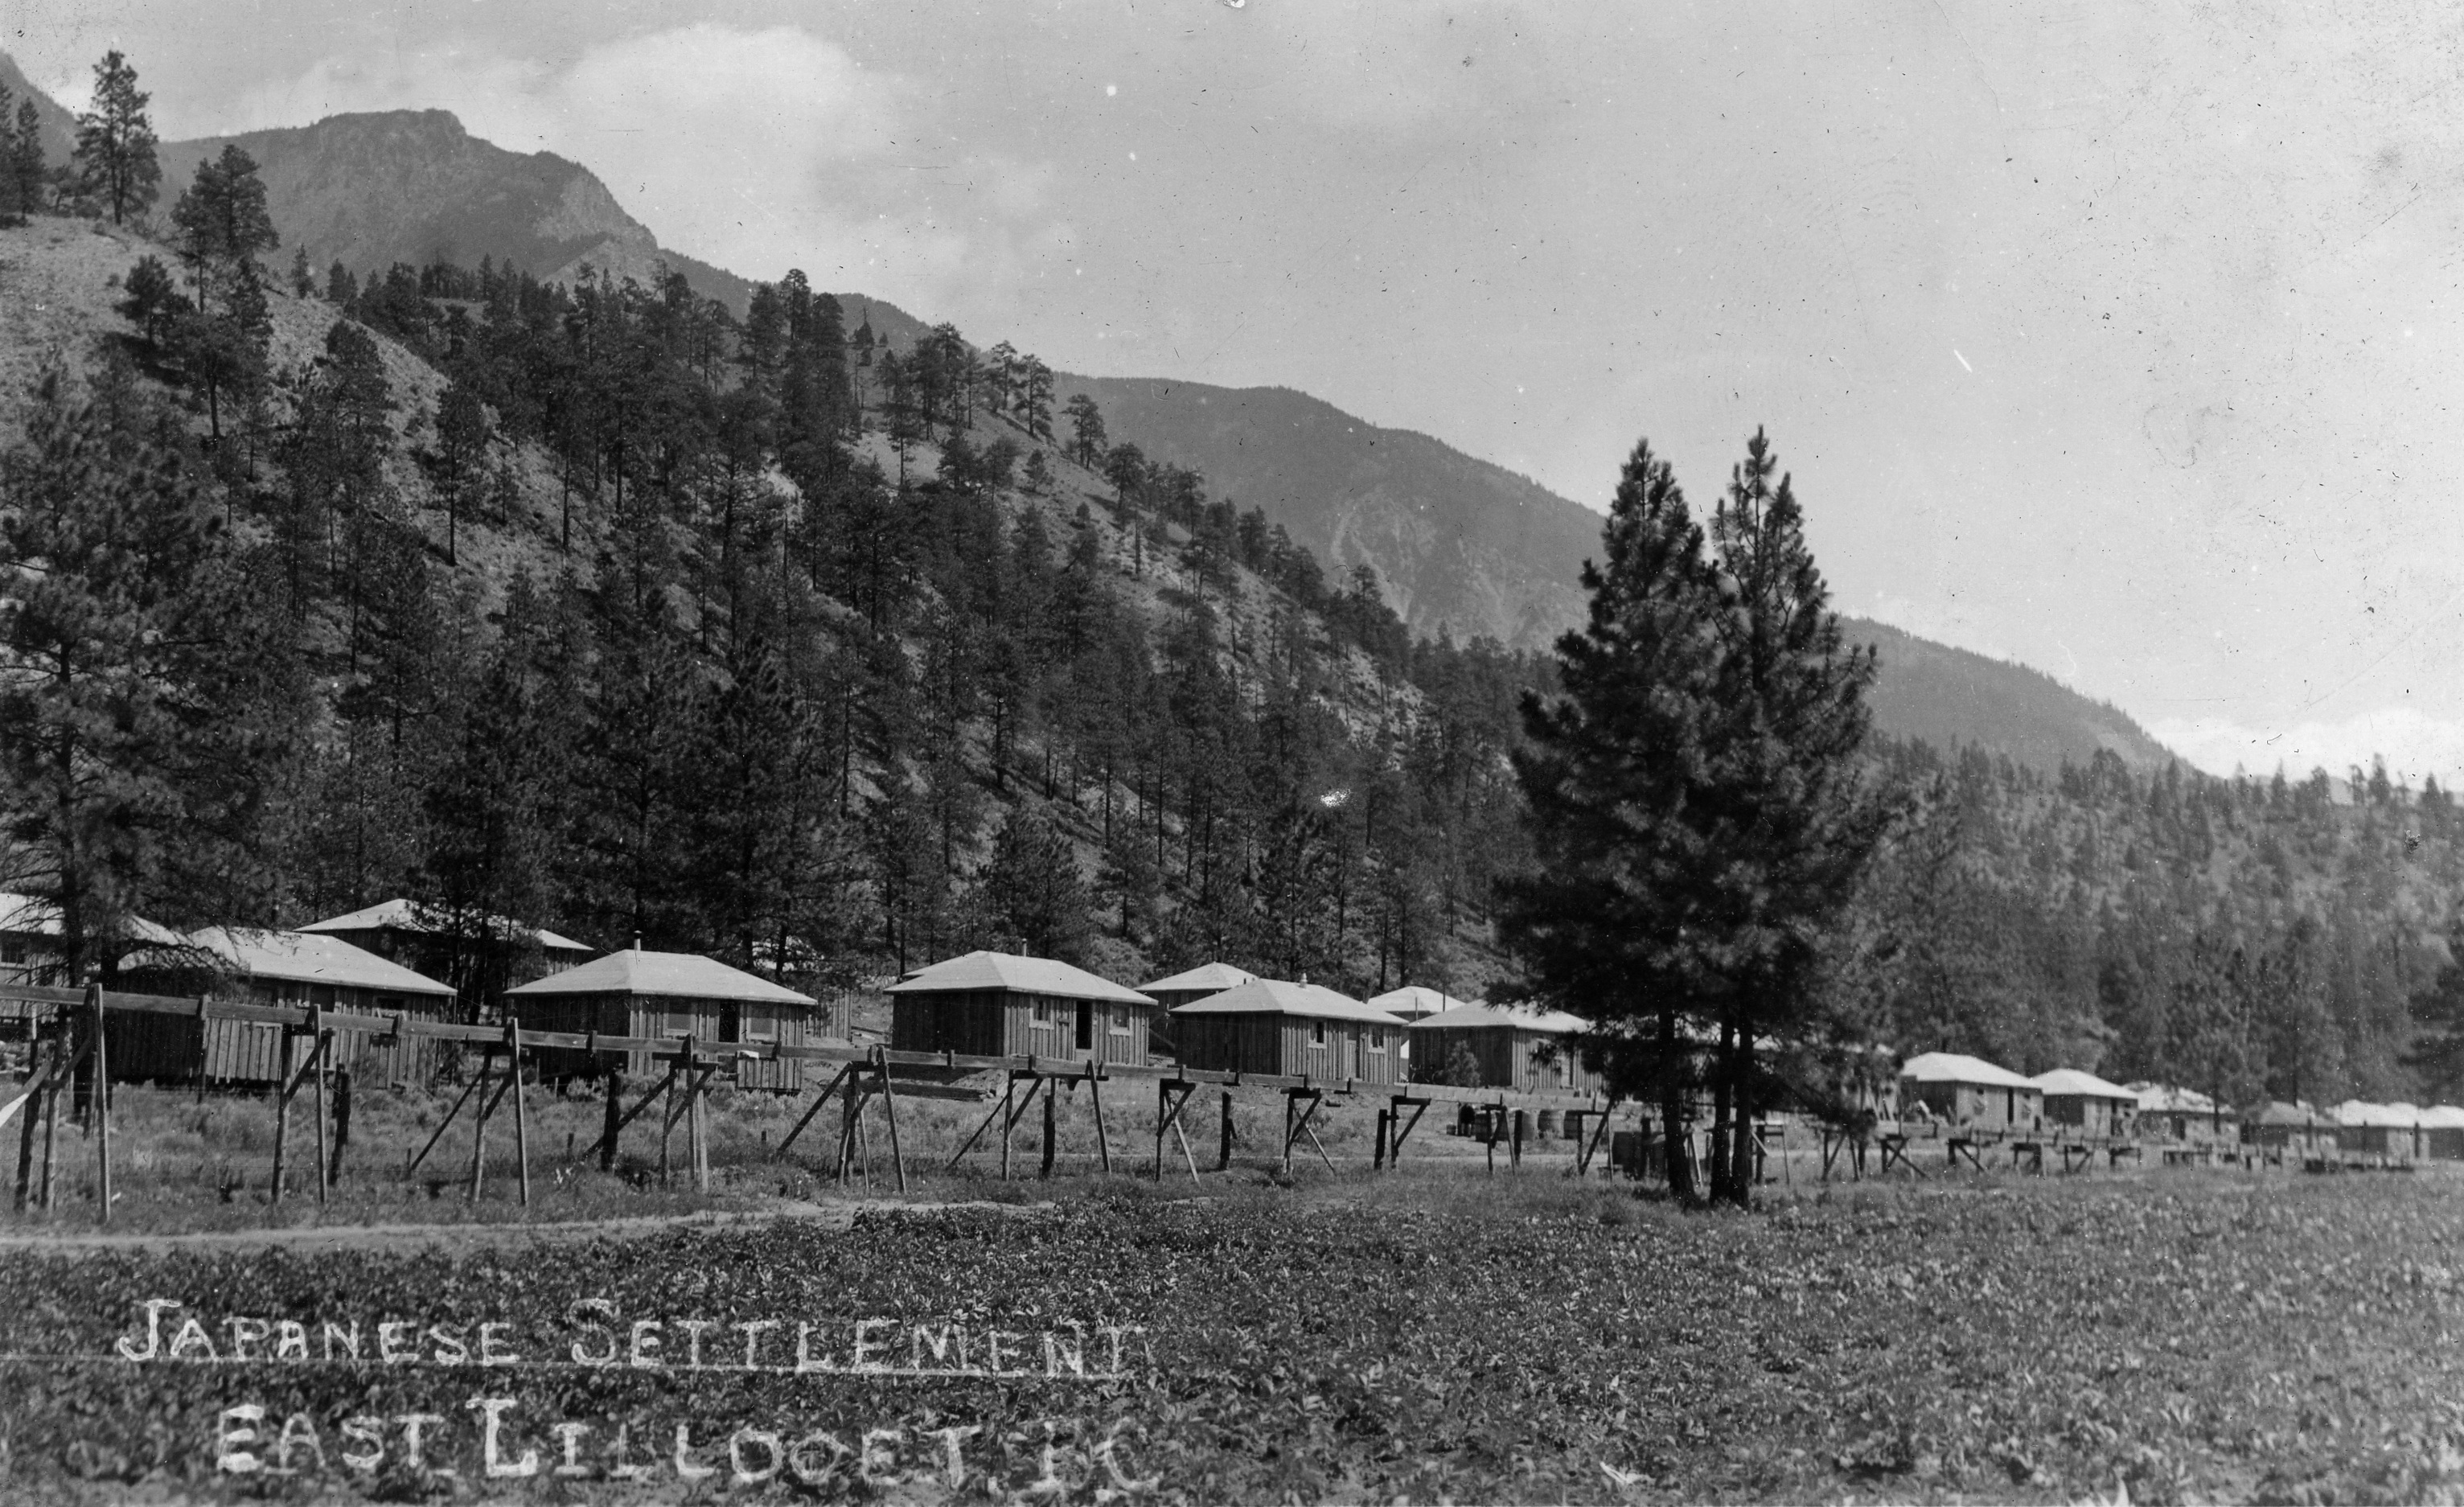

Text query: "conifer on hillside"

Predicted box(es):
[72, 50, 158, 225]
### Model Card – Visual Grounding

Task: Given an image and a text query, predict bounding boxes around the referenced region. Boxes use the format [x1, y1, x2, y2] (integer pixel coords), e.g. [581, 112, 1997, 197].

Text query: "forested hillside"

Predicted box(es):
[2, 48, 2456, 1108]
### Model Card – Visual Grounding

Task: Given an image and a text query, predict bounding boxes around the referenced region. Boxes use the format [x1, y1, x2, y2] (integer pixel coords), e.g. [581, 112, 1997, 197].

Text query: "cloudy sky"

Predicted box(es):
[14, 1, 2464, 783]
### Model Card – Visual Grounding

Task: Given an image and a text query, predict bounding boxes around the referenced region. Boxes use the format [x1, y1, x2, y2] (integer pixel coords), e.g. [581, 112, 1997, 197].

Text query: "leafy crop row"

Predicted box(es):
[6, 1176, 2464, 1501]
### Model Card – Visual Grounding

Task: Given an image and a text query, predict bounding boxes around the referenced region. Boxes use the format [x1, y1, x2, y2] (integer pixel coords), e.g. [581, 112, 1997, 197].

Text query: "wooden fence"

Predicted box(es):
[0, 982, 1649, 1222]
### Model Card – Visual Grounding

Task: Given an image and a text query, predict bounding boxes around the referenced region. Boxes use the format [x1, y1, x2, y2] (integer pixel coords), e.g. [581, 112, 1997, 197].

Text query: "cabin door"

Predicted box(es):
[1075, 1002, 1093, 1053]
[1349, 1029, 1362, 1078]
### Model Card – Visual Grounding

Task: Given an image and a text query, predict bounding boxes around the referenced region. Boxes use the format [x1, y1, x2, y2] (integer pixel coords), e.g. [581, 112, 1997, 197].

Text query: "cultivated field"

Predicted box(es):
[3, 1094, 2463, 1504]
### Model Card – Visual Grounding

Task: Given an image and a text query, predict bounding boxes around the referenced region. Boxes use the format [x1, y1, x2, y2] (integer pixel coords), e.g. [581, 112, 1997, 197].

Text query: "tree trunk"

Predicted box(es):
[1657, 1008, 1697, 1205]
[1708, 1018, 1736, 1205]
[1726, 1008, 1756, 1204]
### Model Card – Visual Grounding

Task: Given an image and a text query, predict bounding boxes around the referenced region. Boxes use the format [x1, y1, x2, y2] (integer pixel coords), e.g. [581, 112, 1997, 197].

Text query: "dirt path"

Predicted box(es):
[0, 1199, 1053, 1254]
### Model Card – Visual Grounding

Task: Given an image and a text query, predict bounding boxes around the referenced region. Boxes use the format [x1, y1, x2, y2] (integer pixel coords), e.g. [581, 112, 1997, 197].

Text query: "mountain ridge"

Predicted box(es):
[0, 64, 2181, 778]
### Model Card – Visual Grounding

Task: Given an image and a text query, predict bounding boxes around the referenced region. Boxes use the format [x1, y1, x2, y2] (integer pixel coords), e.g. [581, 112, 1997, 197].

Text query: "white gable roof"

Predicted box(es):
[1900, 1051, 2039, 1092]
[1173, 978, 1405, 1026]
[188, 928, 455, 997]
[506, 948, 814, 1004]
[2031, 1068, 2137, 1102]
[1138, 962, 1258, 995]
[1365, 985, 1471, 1021]
[1411, 1001, 1588, 1035]
[885, 950, 1152, 1006]
[299, 897, 591, 952]
[0, 893, 184, 946]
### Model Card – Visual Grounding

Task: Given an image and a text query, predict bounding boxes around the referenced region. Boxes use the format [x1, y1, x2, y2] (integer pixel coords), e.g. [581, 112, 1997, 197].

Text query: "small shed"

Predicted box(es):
[1139, 962, 1259, 1011]
[2245, 1100, 2339, 1159]
[1899, 1052, 2043, 1132]
[887, 951, 1158, 1066]
[0, 893, 184, 1034]
[113, 928, 458, 1087]
[1365, 986, 1471, 1025]
[2030, 1068, 2138, 1139]
[2332, 1101, 2420, 1164]
[2131, 1083, 2236, 1148]
[299, 897, 593, 1007]
[505, 946, 824, 1091]
[1409, 1001, 1600, 1094]
[2420, 1105, 2464, 1161]
[1173, 979, 1407, 1084]
[1137, 963, 1256, 1057]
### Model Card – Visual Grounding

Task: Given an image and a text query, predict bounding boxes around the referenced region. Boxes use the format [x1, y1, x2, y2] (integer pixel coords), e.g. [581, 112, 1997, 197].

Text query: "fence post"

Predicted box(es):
[1218, 1090, 1234, 1172]
[1512, 1109, 1526, 1170]
[509, 1020, 531, 1208]
[310, 1008, 329, 1205]
[466, 1047, 492, 1204]
[329, 1068, 352, 1185]
[1041, 1081, 1057, 1180]
[600, 1069, 622, 1173]
[89, 981, 112, 1223]
[270, 1021, 294, 1205]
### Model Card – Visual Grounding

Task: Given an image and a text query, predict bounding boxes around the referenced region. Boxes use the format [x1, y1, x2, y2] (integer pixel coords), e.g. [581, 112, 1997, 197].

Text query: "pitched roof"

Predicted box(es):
[1411, 1000, 1589, 1035]
[1365, 985, 1472, 1020]
[2128, 1082, 2220, 1115]
[298, 897, 591, 952]
[0, 893, 183, 946]
[506, 948, 815, 1004]
[1899, 1051, 2039, 1091]
[884, 950, 1152, 1005]
[2250, 1100, 2334, 1127]
[187, 927, 455, 996]
[2030, 1068, 2138, 1101]
[1137, 962, 1257, 995]
[2420, 1105, 2464, 1130]
[2335, 1100, 2419, 1128]
[1172, 978, 1406, 1026]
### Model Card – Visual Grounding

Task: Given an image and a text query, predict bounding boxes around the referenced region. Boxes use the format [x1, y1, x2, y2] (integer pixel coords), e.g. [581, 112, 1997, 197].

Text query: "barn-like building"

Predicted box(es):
[2030, 1068, 2137, 1139]
[1172, 979, 1407, 1085]
[886, 951, 1159, 1066]
[1899, 1052, 2043, 1132]
[112, 927, 458, 1087]
[1408, 1001, 1600, 1094]
[505, 946, 826, 1091]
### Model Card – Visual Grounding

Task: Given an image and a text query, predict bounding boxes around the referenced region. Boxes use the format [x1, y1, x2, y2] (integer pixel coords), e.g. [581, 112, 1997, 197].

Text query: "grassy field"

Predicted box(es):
[3, 1107, 2464, 1504]
[2, 1074, 1585, 1231]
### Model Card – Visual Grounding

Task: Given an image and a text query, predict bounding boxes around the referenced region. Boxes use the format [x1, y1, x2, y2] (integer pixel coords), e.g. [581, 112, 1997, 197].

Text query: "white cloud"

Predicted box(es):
[224, 25, 1068, 309]
[2149, 707, 2464, 790]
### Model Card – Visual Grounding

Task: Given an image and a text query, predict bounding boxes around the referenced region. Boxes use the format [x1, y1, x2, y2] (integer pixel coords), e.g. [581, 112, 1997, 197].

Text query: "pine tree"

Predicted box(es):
[170, 144, 277, 306]
[979, 804, 1094, 962]
[1688, 429, 1890, 1201]
[72, 50, 160, 225]
[8, 99, 45, 220]
[1495, 438, 1730, 1206]
[116, 253, 183, 346]
[1064, 392, 1107, 467]
[0, 367, 248, 975]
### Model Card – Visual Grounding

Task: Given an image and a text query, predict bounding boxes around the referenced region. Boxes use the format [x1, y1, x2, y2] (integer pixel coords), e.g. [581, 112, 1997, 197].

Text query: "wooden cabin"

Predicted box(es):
[2030, 1068, 2137, 1139]
[2331, 1101, 2423, 1164]
[1408, 1001, 1600, 1094]
[1136, 963, 1256, 1057]
[2130, 1083, 2237, 1149]
[1172, 979, 1407, 1086]
[2421, 1105, 2464, 1161]
[298, 898, 593, 1014]
[505, 946, 826, 1091]
[887, 951, 1158, 1066]
[0, 893, 184, 1036]
[2244, 1100, 2339, 1160]
[112, 928, 458, 1088]
[1139, 962, 1259, 1011]
[1898, 1052, 2043, 1132]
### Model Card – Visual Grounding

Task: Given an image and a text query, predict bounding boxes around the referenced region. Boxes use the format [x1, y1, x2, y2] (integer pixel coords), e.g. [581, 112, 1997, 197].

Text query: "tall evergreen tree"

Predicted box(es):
[8, 99, 46, 220]
[1495, 438, 1724, 1202]
[72, 50, 159, 225]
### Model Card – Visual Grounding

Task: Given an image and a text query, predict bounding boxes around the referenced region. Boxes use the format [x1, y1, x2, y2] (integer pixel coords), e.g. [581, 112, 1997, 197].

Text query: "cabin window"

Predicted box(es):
[1311, 1020, 1326, 1046]
[375, 996, 404, 1016]
[744, 1008, 779, 1042]
[1109, 1004, 1131, 1035]
[1370, 1029, 1386, 1053]
[0, 941, 24, 964]
[665, 1006, 696, 1037]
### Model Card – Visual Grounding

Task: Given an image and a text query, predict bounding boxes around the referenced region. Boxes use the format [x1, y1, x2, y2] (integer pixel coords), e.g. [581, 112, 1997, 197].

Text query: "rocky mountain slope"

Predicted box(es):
[0, 51, 2180, 779]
